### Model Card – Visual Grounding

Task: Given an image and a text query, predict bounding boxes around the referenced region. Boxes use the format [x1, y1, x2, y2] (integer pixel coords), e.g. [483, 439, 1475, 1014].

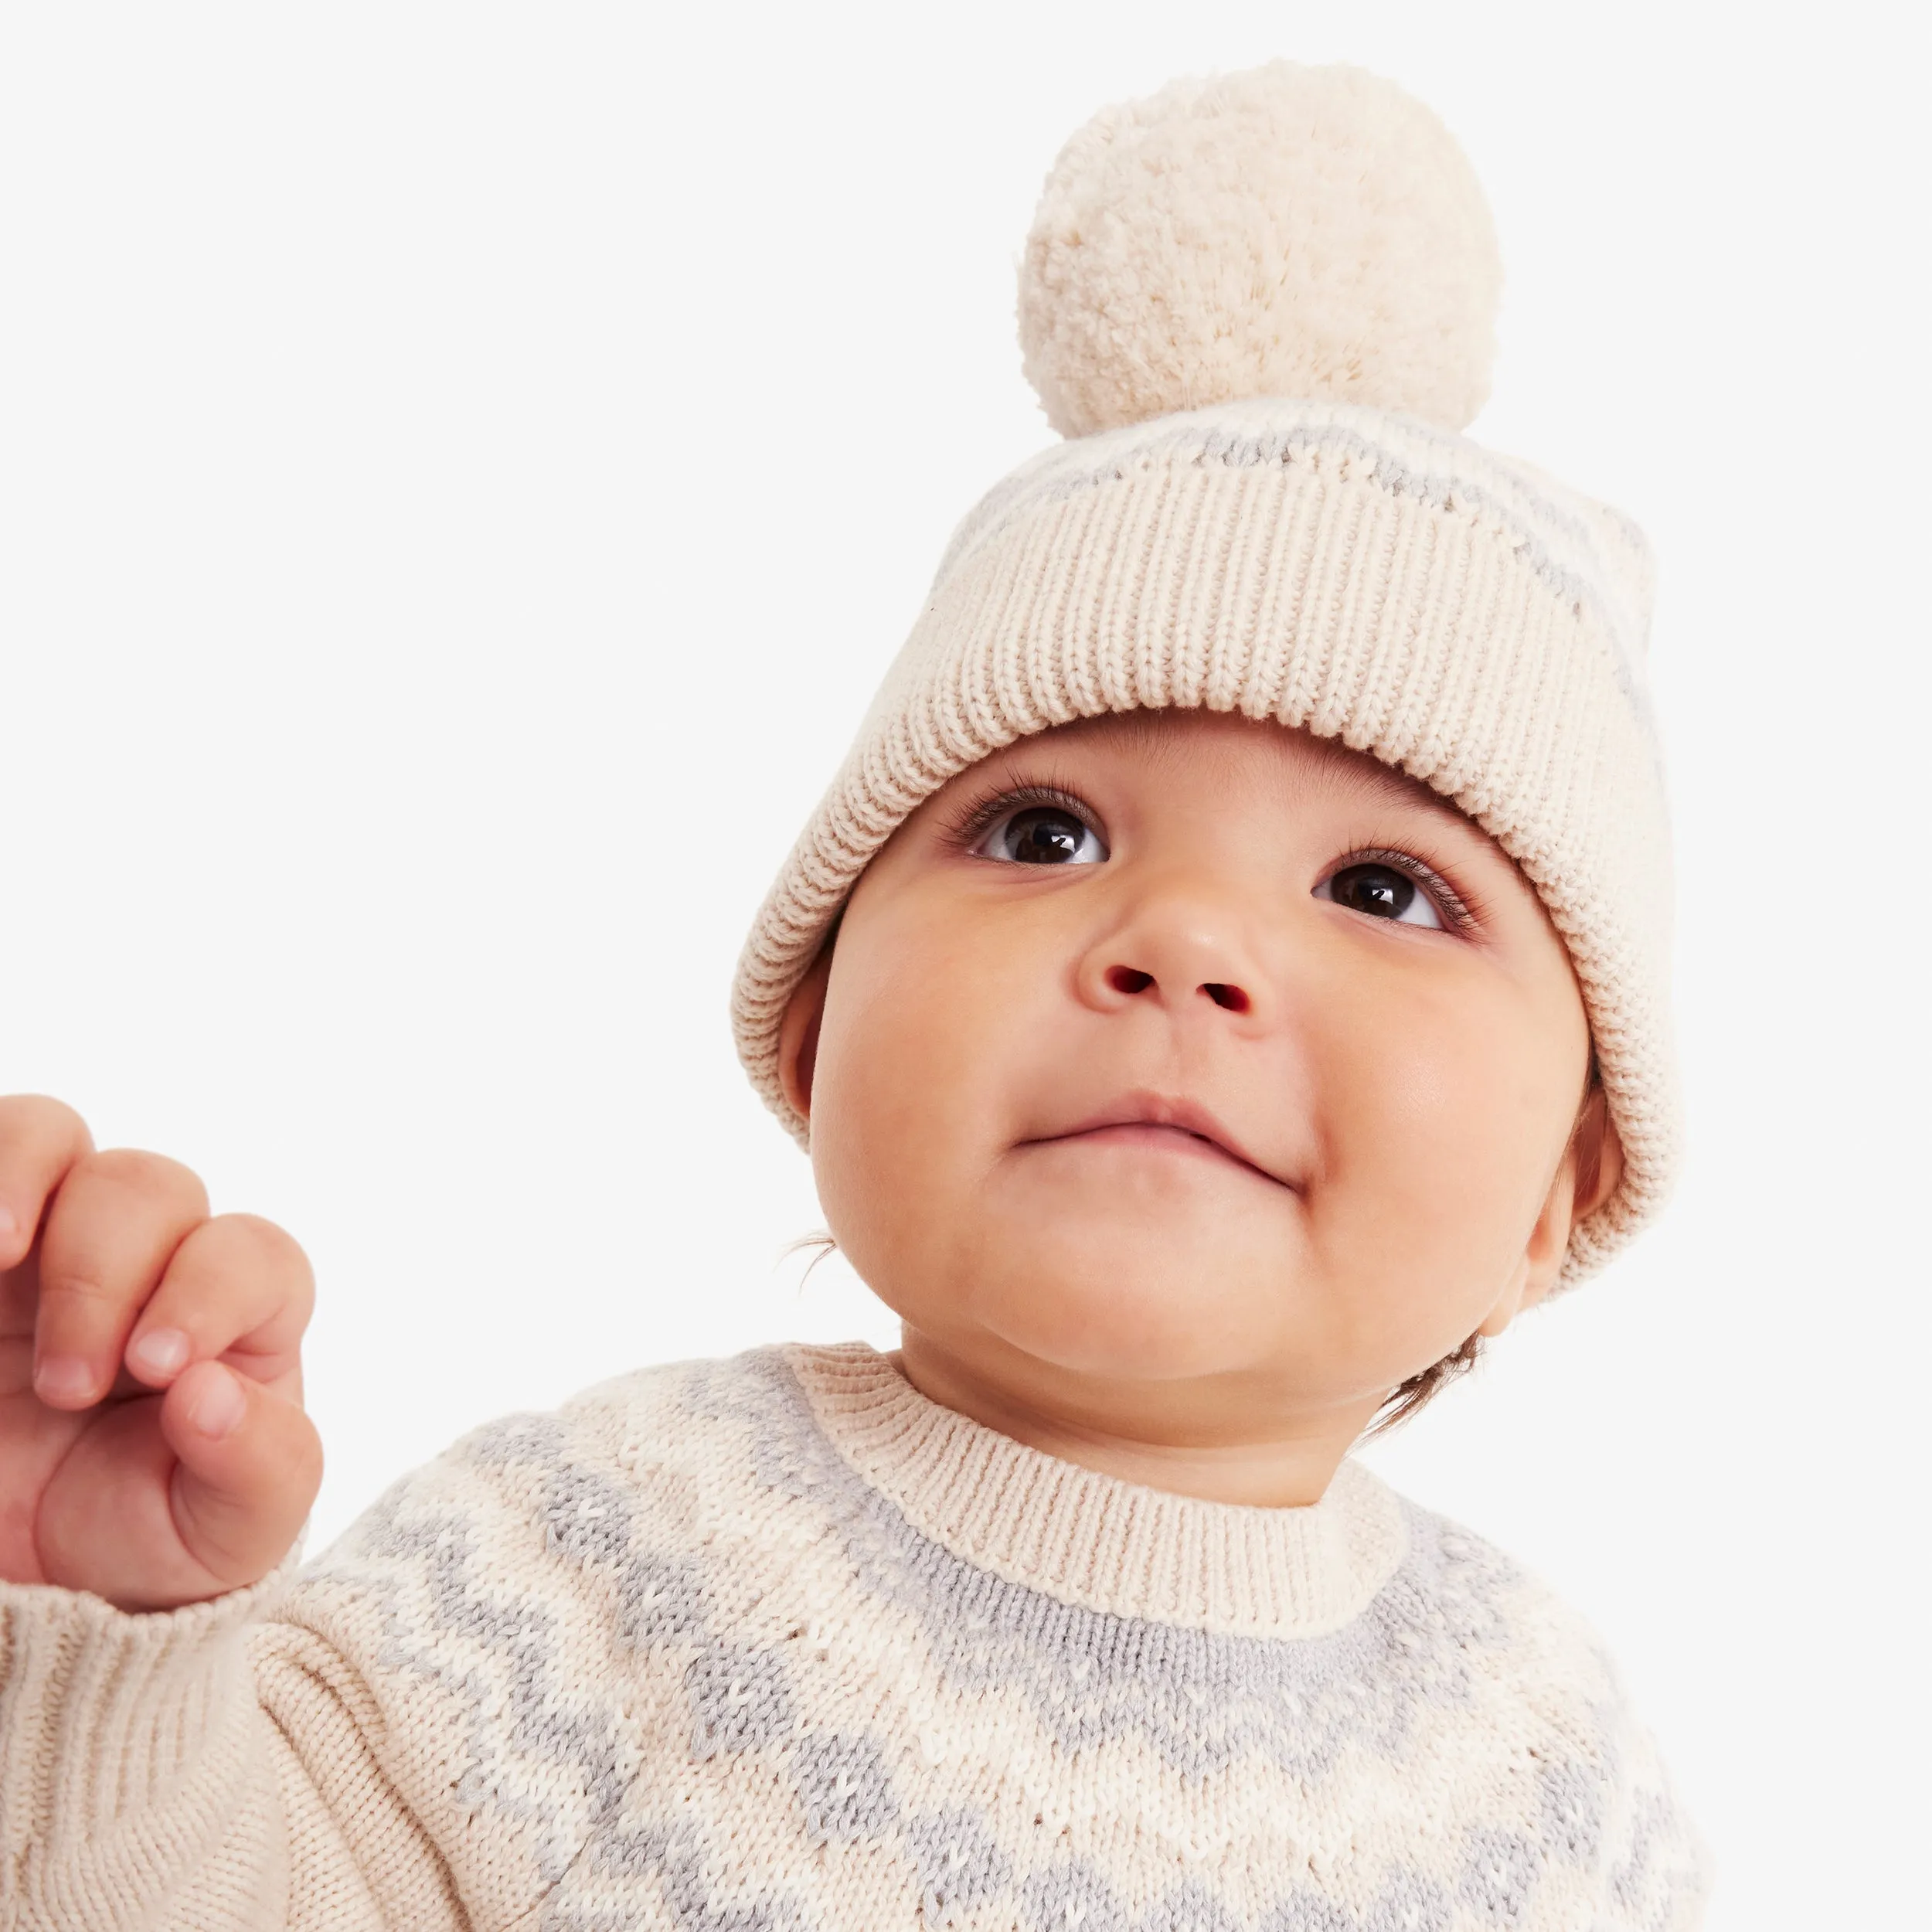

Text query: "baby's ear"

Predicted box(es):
[1498, 1084, 1627, 1329]
[777, 944, 835, 1122]
[1570, 1083, 1625, 1224]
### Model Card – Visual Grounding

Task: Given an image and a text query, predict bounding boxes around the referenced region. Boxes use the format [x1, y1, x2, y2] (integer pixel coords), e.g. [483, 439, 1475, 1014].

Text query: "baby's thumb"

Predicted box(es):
[159, 1359, 323, 1590]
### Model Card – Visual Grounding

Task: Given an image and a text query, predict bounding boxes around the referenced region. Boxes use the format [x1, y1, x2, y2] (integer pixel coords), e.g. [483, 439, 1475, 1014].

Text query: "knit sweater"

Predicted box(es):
[0, 1342, 1714, 1930]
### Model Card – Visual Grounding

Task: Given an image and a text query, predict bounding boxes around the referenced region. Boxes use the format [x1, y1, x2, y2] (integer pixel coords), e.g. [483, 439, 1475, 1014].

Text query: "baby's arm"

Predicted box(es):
[0, 1096, 460, 1927]
[1, 1548, 472, 1927]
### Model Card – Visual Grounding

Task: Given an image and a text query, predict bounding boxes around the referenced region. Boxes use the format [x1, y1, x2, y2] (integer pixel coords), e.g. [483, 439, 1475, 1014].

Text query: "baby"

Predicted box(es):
[0, 60, 1713, 1932]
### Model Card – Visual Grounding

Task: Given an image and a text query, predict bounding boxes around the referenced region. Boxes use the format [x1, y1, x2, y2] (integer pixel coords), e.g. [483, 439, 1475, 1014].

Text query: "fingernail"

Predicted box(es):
[0, 1203, 19, 1253]
[34, 1354, 96, 1404]
[129, 1328, 191, 1379]
[188, 1366, 246, 1439]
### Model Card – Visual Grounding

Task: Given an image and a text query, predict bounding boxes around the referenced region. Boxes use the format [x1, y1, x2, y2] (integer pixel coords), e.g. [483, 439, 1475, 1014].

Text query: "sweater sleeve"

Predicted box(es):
[0, 1377, 668, 1932]
[0, 1536, 468, 1932]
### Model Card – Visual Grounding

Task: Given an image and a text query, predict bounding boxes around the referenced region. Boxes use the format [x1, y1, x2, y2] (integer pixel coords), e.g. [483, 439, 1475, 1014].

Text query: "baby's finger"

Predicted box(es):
[32, 1148, 210, 1408]
[160, 1359, 324, 1588]
[125, 1212, 316, 1393]
[0, 1095, 95, 1270]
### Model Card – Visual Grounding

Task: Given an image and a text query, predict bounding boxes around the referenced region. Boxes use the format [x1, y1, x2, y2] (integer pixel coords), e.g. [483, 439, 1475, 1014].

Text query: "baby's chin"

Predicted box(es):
[947, 1199, 1309, 1386]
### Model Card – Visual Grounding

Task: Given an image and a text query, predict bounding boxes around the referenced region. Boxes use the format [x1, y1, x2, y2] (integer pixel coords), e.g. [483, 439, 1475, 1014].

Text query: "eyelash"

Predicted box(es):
[937, 781, 1100, 855]
[1328, 845, 1484, 934]
[938, 785, 1487, 934]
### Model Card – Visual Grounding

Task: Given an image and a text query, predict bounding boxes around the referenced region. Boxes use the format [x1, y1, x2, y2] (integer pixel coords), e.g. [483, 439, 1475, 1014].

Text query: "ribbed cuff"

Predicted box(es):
[0, 1544, 303, 1903]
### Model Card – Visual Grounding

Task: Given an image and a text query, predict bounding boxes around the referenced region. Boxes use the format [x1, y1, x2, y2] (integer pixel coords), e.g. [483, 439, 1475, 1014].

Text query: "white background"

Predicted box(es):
[2, 5, 1924, 1924]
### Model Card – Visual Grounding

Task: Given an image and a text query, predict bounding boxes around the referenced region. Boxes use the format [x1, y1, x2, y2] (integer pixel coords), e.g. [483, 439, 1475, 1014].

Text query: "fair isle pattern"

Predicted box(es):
[298, 1344, 1706, 1929]
[0, 1344, 1714, 1929]
[729, 394, 1678, 1288]
[694, 1352, 1507, 1780]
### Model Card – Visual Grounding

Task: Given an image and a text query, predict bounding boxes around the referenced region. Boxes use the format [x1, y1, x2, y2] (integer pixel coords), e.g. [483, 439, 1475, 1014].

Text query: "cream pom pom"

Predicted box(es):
[1018, 61, 1503, 438]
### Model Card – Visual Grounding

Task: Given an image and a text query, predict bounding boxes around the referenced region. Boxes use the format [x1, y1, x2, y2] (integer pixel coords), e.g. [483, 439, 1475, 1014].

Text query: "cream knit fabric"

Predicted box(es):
[0, 1344, 1714, 1929]
[730, 63, 1679, 1286]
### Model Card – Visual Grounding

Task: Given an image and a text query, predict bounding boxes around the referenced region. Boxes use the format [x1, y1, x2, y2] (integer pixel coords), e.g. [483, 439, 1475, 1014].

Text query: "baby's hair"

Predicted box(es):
[781, 1229, 842, 1284]
[1357, 1331, 1487, 1443]
[780, 1232, 1485, 1448]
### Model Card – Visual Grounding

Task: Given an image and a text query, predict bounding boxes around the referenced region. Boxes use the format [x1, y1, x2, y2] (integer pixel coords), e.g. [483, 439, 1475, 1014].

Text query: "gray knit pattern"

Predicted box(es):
[284, 1345, 1713, 1930]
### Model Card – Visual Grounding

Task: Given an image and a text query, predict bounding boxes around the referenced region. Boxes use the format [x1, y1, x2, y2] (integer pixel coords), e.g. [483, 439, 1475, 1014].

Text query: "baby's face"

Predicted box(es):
[781, 709, 1613, 1433]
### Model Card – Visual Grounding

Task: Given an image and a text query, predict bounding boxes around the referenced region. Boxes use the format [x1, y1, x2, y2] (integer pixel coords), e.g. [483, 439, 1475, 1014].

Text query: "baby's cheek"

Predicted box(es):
[808, 904, 1034, 1277]
[1315, 998, 1559, 1284]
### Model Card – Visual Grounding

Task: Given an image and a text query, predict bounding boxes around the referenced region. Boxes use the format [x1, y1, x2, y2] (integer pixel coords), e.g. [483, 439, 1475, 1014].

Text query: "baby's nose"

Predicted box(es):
[1103, 963, 1253, 1015]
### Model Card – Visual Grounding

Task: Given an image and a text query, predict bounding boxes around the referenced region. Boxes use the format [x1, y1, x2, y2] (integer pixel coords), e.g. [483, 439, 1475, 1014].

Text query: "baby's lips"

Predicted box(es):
[1022, 1088, 1297, 1189]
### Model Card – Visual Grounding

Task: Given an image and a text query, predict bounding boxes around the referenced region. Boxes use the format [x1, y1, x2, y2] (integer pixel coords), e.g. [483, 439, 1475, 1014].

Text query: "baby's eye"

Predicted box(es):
[974, 804, 1108, 866]
[1315, 860, 1444, 929]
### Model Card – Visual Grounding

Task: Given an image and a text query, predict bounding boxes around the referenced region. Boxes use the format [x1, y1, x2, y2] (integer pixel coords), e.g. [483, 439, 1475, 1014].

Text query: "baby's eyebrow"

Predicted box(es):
[1322, 755, 1478, 832]
[1026, 712, 1492, 845]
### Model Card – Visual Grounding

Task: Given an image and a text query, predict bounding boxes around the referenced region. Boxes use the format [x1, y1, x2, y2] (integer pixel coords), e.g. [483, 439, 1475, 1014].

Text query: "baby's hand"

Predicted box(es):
[0, 1096, 321, 1611]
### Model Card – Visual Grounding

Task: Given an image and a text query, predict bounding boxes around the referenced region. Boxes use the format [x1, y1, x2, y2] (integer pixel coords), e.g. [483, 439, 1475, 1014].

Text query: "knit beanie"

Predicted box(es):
[730, 60, 1676, 1290]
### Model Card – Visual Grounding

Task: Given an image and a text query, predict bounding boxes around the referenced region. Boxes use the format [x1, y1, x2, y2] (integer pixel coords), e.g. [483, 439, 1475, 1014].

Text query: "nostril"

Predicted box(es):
[1202, 982, 1250, 1014]
[1107, 966, 1155, 995]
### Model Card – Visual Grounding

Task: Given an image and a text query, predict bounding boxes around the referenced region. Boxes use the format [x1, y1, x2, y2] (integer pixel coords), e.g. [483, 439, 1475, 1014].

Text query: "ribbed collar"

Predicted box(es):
[785, 1341, 1409, 1641]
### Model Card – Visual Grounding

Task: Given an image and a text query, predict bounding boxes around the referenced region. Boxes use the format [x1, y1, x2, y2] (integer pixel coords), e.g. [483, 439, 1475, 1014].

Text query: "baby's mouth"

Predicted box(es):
[1019, 1093, 1291, 1189]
